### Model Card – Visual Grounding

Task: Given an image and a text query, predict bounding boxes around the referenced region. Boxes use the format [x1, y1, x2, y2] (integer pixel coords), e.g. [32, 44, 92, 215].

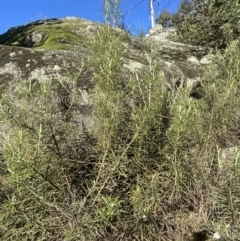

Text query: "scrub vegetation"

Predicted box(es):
[158, 0, 240, 49]
[1, 6, 240, 241]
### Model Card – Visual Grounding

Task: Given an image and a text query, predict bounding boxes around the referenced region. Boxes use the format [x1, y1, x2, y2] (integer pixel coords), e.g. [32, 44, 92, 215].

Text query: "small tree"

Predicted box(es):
[177, 0, 240, 48]
[103, 0, 123, 27]
[157, 0, 193, 27]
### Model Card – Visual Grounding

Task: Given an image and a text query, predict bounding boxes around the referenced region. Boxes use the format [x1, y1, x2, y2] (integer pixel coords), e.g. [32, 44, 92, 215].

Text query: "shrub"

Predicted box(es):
[176, 0, 240, 48]
[1, 24, 240, 240]
[0, 64, 97, 240]
[157, 0, 192, 27]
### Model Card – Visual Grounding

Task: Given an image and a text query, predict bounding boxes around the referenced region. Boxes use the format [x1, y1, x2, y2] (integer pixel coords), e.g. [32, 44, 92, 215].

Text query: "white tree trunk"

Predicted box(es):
[149, 0, 155, 28]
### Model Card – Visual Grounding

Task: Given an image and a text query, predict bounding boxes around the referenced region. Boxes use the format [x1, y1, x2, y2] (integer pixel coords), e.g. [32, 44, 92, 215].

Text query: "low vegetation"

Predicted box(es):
[1, 23, 240, 241]
[0, 18, 93, 50]
[158, 0, 240, 49]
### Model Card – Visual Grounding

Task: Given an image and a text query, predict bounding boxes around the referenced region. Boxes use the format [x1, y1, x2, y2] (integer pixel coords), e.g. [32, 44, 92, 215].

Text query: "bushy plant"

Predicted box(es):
[176, 0, 240, 48]
[1, 23, 240, 241]
[82, 26, 240, 240]
[157, 0, 192, 27]
[0, 64, 98, 240]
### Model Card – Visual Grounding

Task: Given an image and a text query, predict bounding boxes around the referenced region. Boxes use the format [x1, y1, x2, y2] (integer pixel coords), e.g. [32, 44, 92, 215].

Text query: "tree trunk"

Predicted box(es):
[149, 0, 155, 28]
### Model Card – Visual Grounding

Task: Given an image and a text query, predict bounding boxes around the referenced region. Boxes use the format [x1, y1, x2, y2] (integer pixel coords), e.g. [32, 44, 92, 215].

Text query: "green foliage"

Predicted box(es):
[176, 0, 240, 48]
[0, 64, 97, 240]
[0, 19, 92, 50]
[158, 0, 240, 49]
[158, 9, 174, 27]
[1, 24, 240, 240]
[157, 0, 192, 27]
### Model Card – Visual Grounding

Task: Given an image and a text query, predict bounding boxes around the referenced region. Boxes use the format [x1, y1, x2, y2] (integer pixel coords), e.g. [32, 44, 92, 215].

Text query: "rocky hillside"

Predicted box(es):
[0, 17, 211, 135]
[0, 17, 210, 86]
[1, 17, 240, 241]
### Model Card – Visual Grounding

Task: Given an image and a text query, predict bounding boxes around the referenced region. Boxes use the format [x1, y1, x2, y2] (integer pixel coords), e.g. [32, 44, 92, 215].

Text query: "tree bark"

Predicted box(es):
[149, 0, 155, 28]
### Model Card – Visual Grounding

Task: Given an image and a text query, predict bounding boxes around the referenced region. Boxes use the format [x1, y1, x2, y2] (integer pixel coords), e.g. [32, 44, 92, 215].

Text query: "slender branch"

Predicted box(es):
[122, 0, 145, 24]
[123, 0, 145, 17]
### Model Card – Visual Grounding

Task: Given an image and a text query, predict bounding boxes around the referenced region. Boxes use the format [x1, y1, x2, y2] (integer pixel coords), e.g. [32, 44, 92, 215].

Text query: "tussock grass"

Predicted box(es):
[1, 26, 240, 240]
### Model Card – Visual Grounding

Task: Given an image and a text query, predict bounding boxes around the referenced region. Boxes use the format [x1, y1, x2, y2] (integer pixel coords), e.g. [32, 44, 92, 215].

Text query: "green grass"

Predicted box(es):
[1, 25, 240, 240]
[0, 19, 97, 50]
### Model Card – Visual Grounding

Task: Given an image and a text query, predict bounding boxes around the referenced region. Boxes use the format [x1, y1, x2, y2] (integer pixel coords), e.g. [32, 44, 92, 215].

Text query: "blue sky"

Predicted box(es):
[0, 0, 180, 34]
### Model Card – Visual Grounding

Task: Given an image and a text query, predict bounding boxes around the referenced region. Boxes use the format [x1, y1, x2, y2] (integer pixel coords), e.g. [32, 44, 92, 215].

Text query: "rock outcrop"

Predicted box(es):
[0, 17, 212, 131]
[0, 17, 210, 93]
[0, 17, 211, 82]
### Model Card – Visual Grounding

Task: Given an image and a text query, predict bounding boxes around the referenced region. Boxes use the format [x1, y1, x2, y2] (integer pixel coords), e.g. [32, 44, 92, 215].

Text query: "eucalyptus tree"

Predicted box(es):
[149, 0, 155, 28]
[103, 0, 157, 29]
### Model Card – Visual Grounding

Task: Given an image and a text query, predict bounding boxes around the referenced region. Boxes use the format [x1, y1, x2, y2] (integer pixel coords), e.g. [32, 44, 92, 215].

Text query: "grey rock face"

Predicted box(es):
[145, 24, 210, 67]
[0, 18, 212, 134]
[0, 18, 209, 90]
[23, 31, 47, 47]
[218, 146, 239, 172]
[145, 24, 176, 41]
